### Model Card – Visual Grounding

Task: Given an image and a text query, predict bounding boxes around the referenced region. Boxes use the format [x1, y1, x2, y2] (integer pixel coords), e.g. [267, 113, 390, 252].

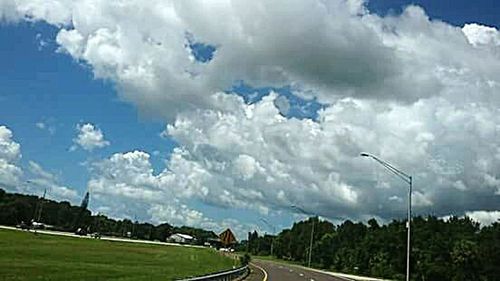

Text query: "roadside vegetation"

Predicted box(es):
[0, 189, 217, 244]
[0, 228, 236, 281]
[240, 216, 500, 281]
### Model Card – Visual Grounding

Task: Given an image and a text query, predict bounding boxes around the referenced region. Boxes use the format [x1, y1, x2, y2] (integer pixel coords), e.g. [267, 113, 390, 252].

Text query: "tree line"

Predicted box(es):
[0, 189, 217, 245]
[239, 216, 500, 281]
[2, 188, 498, 280]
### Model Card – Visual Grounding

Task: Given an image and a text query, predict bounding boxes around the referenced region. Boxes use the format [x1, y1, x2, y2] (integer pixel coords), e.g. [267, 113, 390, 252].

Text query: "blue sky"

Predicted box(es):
[0, 22, 174, 189]
[1, 0, 500, 234]
[368, 0, 499, 27]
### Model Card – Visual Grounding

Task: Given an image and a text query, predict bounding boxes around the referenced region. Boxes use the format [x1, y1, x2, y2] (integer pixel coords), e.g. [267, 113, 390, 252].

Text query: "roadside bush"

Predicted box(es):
[240, 253, 251, 266]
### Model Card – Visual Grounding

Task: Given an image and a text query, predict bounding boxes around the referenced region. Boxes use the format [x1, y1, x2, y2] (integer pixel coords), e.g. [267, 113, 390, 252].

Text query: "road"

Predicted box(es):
[249, 260, 350, 281]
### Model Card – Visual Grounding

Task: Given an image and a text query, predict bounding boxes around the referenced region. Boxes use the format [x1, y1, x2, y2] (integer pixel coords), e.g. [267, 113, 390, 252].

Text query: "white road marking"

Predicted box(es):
[250, 263, 268, 281]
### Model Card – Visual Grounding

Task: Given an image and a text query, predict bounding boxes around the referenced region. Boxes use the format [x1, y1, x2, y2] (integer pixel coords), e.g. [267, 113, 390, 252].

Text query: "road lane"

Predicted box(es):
[252, 259, 350, 281]
[247, 263, 267, 281]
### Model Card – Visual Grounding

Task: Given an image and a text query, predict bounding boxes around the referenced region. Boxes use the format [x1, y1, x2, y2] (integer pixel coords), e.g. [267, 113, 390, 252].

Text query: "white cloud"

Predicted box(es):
[0, 125, 22, 189]
[0, 125, 21, 162]
[72, 123, 110, 151]
[28, 161, 57, 182]
[35, 122, 45, 129]
[1, 0, 500, 225]
[462, 23, 500, 47]
[9, 0, 73, 25]
[162, 92, 500, 220]
[24, 160, 79, 203]
[0, 126, 78, 203]
[36, 121, 56, 135]
[6, 0, 495, 120]
[465, 210, 500, 226]
[87, 150, 254, 237]
[0, 0, 21, 22]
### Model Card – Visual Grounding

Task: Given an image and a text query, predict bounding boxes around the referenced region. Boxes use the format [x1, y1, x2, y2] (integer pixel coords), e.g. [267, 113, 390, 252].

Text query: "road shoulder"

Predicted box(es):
[246, 263, 266, 281]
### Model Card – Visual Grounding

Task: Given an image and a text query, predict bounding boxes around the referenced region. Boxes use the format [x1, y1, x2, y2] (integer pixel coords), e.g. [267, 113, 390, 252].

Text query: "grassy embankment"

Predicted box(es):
[0, 228, 236, 281]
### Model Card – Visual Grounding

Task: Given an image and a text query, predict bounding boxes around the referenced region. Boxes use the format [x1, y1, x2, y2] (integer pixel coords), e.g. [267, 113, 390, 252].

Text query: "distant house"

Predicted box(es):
[167, 233, 195, 244]
[205, 229, 237, 249]
[219, 228, 237, 247]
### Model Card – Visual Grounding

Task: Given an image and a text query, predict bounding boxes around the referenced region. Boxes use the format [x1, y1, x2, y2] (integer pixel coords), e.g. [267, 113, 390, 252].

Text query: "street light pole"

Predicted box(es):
[260, 218, 276, 257]
[407, 176, 412, 281]
[291, 205, 315, 268]
[360, 152, 412, 281]
[308, 218, 315, 268]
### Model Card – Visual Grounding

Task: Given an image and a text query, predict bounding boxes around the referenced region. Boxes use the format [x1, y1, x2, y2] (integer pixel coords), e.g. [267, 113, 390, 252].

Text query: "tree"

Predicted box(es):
[451, 240, 480, 281]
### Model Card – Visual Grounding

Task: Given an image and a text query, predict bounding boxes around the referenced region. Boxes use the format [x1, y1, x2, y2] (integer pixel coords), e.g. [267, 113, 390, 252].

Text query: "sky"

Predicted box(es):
[1, 0, 500, 238]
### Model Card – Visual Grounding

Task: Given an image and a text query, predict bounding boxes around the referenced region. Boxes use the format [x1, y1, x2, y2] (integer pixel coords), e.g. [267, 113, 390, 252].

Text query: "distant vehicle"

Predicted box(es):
[16, 221, 31, 230]
[90, 232, 101, 239]
[75, 228, 88, 236]
[31, 221, 45, 229]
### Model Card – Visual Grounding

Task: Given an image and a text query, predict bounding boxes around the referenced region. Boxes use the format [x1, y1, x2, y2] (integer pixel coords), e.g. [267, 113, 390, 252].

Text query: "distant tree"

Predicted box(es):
[451, 240, 480, 281]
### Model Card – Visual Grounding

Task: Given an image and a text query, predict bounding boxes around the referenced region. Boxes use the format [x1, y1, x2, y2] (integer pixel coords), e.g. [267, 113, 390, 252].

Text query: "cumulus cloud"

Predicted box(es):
[0, 126, 78, 203]
[25, 161, 79, 203]
[462, 23, 500, 47]
[466, 210, 500, 226]
[87, 150, 192, 222]
[72, 123, 110, 151]
[0, 125, 22, 189]
[87, 150, 246, 236]
[1, 0, 73, 25]
[2, 0, 500, 226]
[163, 92, 500, 220]
[1, 0, 489, 120]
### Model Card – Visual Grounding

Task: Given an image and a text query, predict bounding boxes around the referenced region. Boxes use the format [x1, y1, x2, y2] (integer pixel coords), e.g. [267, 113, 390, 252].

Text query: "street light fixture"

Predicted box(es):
[360, 152, 412, 281]
[291, 205, 315, 268]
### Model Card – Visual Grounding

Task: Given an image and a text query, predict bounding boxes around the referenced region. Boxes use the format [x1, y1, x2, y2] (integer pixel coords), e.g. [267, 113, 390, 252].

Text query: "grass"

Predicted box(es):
[0, 229, 237, 281]
[250, 254, 305, 266]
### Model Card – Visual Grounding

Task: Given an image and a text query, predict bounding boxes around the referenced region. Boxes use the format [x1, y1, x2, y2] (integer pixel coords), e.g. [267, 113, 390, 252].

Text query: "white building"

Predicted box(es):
[167, 233, 195, 244]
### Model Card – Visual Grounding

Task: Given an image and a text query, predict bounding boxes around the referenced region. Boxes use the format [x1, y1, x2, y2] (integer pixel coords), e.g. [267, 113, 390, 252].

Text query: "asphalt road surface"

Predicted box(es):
[250, 260, 350, 281]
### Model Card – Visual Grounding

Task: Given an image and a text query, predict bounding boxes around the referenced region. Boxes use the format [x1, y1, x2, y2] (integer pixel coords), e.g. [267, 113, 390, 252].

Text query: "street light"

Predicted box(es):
[291, 205, 315, 268]
[360, 152, 412, 281]
[26, 180, 46, 223]
[260, 218, 276, 257]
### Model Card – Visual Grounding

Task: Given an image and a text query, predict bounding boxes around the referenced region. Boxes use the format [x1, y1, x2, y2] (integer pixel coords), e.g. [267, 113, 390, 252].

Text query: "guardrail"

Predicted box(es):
[177, 265, 249, 281]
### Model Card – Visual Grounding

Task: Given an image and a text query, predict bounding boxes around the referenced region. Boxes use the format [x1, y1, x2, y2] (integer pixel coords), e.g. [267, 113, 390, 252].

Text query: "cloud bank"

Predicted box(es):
[2, 0, 500, 231]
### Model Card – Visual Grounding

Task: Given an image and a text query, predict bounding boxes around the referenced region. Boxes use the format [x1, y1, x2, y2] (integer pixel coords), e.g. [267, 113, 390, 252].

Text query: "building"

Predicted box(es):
[219, 228, 237, 247]
[167, 233, 195, 244]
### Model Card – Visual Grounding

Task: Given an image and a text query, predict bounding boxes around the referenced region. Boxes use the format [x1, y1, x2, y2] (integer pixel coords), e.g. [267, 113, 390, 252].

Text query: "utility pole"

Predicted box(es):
[132, 214, 137, 239]
[37, 188, 46, 222]
[260, 218, 277, 257]
[291, 205, 316, 267]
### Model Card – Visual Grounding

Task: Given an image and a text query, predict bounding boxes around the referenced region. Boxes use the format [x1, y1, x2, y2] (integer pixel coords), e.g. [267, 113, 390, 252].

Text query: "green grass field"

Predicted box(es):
[0, 229, 237, 281]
